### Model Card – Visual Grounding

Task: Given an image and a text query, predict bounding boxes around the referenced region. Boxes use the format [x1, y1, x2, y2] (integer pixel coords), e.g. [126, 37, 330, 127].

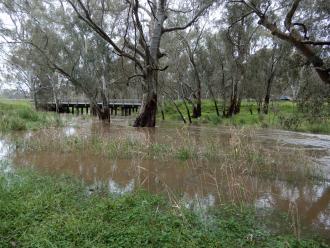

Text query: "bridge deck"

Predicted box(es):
[44, 99, 141, 116]
[47, 99, 142, 107]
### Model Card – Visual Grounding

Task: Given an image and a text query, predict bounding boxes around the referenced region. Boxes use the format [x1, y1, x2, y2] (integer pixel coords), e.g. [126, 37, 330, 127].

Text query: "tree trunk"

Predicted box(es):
[191, 59, 202, 118]
[221, 64, 227, 117]
[183, 98, 192, 124]
[32, 89, 38, 110]
[226, 78, 241, 117]
[263, 80, 271, 115]
[99, 75, 110, 121]
[213, 99, 220, 117]
[52, 88, 59, 113]
[206, 82, 220, 117]
[192, 101, 201, 119]
[133, 92, 157, 127]
[100, 93, 110, 121]
[170, 98, 186, 124]
[263, 49, 277, 115]
[133, 2, 165, 128]
[134, 70, 158, 127]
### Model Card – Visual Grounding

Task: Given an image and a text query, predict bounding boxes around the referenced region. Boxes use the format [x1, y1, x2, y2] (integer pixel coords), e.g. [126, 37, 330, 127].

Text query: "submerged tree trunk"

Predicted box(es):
[134, 69, 158, 127]
[133, 92, 157, 127]
[99, 75, 110, 121]
[99, 92, 110, 121]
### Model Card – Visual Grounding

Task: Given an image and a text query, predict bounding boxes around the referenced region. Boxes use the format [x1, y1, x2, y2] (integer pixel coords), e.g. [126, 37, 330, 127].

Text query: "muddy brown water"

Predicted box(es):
[1, 117, 330, 241]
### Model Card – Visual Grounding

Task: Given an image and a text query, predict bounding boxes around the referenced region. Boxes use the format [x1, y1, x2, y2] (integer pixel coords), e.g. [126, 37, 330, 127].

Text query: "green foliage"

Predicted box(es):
[176, 147, 193, 160]
[201, 113, 222, 125]
[0, 167, 326, 248]
[160, 100, 330, 134]
[0, 100, 62, 132]
[278, 114, 302, 130]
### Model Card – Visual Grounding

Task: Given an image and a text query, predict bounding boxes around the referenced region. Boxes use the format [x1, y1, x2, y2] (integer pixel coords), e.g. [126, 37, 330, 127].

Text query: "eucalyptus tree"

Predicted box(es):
[201, 32, 228, 117]
[177, 27, 206, 118]
[245, 43, 287, 114]
[66, 0, 215, 127]
[0, 0, 127, 120]
[3, 55, 41, 109]
[226, 0, 330, 85]
[224, 3, 256, 116]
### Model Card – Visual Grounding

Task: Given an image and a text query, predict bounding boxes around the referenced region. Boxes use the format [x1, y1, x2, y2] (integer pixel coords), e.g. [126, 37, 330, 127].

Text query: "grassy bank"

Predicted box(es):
[160, 100, 330, 134]
[0, 164, 326, 247]
[0, 99, 62, 132]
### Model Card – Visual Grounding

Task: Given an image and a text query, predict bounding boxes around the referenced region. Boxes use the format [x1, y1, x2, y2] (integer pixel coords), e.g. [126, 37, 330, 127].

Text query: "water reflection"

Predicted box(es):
[0, 139, 11, 160]
[2, 119, 330, 240]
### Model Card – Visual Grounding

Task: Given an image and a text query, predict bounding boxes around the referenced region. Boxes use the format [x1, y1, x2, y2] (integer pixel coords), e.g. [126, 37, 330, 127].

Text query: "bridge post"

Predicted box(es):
[86, 106, 89, 114]
[129, 107, 132, 116]
[114, 106, 118, 116]
[72, 105, 74, 114]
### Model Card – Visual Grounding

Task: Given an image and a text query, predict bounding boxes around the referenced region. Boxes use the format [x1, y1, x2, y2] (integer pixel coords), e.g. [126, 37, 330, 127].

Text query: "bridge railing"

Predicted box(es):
[51, 99, 142, 105]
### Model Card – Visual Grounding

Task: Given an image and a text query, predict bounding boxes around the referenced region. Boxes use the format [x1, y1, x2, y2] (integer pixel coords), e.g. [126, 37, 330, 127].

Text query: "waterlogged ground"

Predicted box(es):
[1, 116, 330, 242]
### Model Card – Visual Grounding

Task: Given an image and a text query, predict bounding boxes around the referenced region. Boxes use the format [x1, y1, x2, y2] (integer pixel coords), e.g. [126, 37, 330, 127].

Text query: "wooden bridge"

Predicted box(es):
[44, 99, 141, 116]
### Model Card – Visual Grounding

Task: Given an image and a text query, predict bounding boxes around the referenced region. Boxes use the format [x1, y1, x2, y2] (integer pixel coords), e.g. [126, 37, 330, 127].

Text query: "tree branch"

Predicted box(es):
[162, 2, 213, 33]
[301, 41, 330, 46]
[284, 0, 302, 31]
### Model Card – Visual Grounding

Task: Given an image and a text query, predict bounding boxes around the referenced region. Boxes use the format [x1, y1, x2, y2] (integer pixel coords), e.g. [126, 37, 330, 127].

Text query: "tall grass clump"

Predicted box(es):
[0, 100, 62, 132]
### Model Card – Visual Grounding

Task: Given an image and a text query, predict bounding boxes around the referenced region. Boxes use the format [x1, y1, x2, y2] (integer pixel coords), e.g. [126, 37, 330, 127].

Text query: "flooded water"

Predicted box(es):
[1, 117, 330, 241]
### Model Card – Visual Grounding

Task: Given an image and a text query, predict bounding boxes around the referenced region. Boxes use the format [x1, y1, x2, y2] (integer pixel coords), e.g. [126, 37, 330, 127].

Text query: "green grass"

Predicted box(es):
[160, 100, 330, 134]
[0, 163, 327, 247]
[0, 99, 63, 132]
